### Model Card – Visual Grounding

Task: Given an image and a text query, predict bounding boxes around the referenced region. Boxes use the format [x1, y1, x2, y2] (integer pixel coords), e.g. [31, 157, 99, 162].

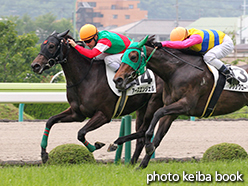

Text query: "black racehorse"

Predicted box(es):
[114, 35, 248, 168]
[31, 30, 164, 164]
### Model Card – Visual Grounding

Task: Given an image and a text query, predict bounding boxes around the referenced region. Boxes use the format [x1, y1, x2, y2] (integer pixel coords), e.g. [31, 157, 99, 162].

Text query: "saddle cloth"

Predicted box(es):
[105, 64, 156, 97]
[223, 65, 248, 92]
[201, 64, 248, 118]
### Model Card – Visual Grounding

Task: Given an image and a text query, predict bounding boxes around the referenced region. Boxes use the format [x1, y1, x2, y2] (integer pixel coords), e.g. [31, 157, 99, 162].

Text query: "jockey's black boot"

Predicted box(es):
[219, 65, 239, 85]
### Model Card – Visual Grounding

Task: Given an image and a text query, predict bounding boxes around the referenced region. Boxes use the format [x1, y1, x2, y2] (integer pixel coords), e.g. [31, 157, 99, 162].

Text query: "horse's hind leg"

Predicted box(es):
[41, 107, 85, 163]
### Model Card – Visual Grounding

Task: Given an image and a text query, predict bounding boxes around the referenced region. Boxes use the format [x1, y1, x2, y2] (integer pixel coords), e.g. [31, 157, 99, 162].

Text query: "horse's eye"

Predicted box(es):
[49, 44, 55, 49]
[130, 55, 136, 61]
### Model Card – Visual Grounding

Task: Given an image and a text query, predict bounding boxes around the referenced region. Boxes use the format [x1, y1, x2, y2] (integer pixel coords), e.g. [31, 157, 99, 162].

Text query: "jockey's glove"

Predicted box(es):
[154, 42, 163, 49]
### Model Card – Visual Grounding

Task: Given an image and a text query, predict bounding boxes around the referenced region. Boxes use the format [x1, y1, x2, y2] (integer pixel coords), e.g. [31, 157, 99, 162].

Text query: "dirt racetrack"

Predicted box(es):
[0, 119, 247, 162]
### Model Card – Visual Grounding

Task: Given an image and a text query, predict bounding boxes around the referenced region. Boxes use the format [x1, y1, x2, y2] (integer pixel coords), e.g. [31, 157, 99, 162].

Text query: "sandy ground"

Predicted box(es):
[0, 120, 247, 162]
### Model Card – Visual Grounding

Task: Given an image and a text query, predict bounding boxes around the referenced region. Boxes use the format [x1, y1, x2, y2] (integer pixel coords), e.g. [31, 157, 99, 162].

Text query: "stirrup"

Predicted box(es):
[226, 76, 239, 85]
[221, 65, 239, 85]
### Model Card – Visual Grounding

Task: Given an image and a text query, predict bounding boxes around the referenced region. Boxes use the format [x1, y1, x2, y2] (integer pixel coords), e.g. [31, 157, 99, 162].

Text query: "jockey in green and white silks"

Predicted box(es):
[68, 24, 131, 72]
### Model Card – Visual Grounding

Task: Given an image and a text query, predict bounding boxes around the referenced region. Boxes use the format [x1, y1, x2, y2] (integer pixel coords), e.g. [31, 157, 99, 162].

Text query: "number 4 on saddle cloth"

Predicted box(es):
[105, 64, 156, 96]
[201, 64, 248, 118]
[105, 64, 156, 118]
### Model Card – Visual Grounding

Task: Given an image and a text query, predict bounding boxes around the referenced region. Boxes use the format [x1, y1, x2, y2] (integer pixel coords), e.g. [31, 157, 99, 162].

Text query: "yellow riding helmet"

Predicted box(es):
[79, 24, 98, 41]
[170, 27, 188, 41]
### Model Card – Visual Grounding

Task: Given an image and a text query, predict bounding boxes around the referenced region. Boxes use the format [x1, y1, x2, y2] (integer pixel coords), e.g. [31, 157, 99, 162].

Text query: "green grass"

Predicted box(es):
[0, 104, 34, 120]
[209, 106, 248, 120]
[0, 160, 247, 186]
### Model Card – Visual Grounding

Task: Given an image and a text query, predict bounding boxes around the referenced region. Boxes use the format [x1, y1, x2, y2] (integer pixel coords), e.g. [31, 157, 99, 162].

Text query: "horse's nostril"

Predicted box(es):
[114, 77, 123, 85]
[31, 63, 41, 72]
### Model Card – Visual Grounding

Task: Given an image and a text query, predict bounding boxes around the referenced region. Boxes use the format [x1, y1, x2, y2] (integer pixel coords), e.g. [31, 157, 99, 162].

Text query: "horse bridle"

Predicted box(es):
[126, 46, 147, 81]
[39, 34, 94, 89]
[39, 35, 69, 68]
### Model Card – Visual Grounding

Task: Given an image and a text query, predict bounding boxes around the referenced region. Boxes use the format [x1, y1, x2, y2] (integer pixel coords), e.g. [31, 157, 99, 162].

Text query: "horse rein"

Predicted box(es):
[160, 47, 204, 71]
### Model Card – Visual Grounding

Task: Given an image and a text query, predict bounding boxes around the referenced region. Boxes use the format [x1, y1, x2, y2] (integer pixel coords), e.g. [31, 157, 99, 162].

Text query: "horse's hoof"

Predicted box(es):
[107, 144, 118, 152]
[145, 143, 155, 155]
[136, 164, 146, 170]
[41, 151, 49, 164]
[95, 142, 105, 150]
[136, 166, 142, 170]
[114, 138, 122, 145]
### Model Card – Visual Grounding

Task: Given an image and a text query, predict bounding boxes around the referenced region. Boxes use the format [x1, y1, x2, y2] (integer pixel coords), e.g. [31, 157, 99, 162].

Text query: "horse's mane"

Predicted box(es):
[145, 35, 156, 48]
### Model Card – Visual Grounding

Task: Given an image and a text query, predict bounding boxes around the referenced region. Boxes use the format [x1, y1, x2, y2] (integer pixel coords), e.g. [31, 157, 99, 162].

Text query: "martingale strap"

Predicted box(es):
[112, 91, 129, 118]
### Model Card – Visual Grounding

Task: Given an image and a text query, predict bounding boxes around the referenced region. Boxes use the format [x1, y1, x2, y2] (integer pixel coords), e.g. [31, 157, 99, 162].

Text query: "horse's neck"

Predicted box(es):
[61, 49, 95, 86]
[147, 47, 177, 80]
[147, 47, 204, 81]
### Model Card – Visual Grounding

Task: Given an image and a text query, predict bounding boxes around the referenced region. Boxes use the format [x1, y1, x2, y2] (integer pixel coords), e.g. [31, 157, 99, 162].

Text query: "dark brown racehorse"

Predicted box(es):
[114, 36, 248, 168]
[31, 30, 164, 164]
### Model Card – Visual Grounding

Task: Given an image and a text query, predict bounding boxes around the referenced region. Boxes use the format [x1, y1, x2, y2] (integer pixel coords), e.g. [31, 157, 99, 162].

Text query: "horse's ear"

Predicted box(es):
[57, 30, 70, 38]
[137, 35, 149, 48]
[51, 30, 57, 35]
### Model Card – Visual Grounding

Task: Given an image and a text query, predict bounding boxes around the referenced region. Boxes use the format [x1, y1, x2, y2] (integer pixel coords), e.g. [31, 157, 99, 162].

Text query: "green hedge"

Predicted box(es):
[14, 103, 70, 119]
[48, 144, 95, 165]
[202, 143, 248, 162]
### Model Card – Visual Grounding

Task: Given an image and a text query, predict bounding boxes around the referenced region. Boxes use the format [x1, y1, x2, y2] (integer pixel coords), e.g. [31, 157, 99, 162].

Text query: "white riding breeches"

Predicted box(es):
[203, 35, 234, 70]
[95, 53, 123, 72]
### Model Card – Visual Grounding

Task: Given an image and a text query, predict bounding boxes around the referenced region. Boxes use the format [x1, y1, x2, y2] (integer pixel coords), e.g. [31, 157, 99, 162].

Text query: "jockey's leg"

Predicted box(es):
[104, 54, 123, 72]
[203, 35, 239, 85]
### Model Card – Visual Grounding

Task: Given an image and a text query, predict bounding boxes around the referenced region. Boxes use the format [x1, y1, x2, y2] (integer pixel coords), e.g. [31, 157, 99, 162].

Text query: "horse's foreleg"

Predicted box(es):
[139, 115, 176, 168]
[77, 111, 110, 152]
[144, 107, 166, 147]
[144, 99, 187, 155]
[114, 105, 155, 145]
[130, 137, 145, 164]
[41, 107, 84, 163]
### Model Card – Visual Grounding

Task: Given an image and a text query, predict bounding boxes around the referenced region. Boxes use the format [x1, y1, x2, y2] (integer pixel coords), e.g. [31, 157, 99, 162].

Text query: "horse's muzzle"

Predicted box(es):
[31, 63, 49, 74]
[113, 77, 126, 91]
[31, 63, 42, 73]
